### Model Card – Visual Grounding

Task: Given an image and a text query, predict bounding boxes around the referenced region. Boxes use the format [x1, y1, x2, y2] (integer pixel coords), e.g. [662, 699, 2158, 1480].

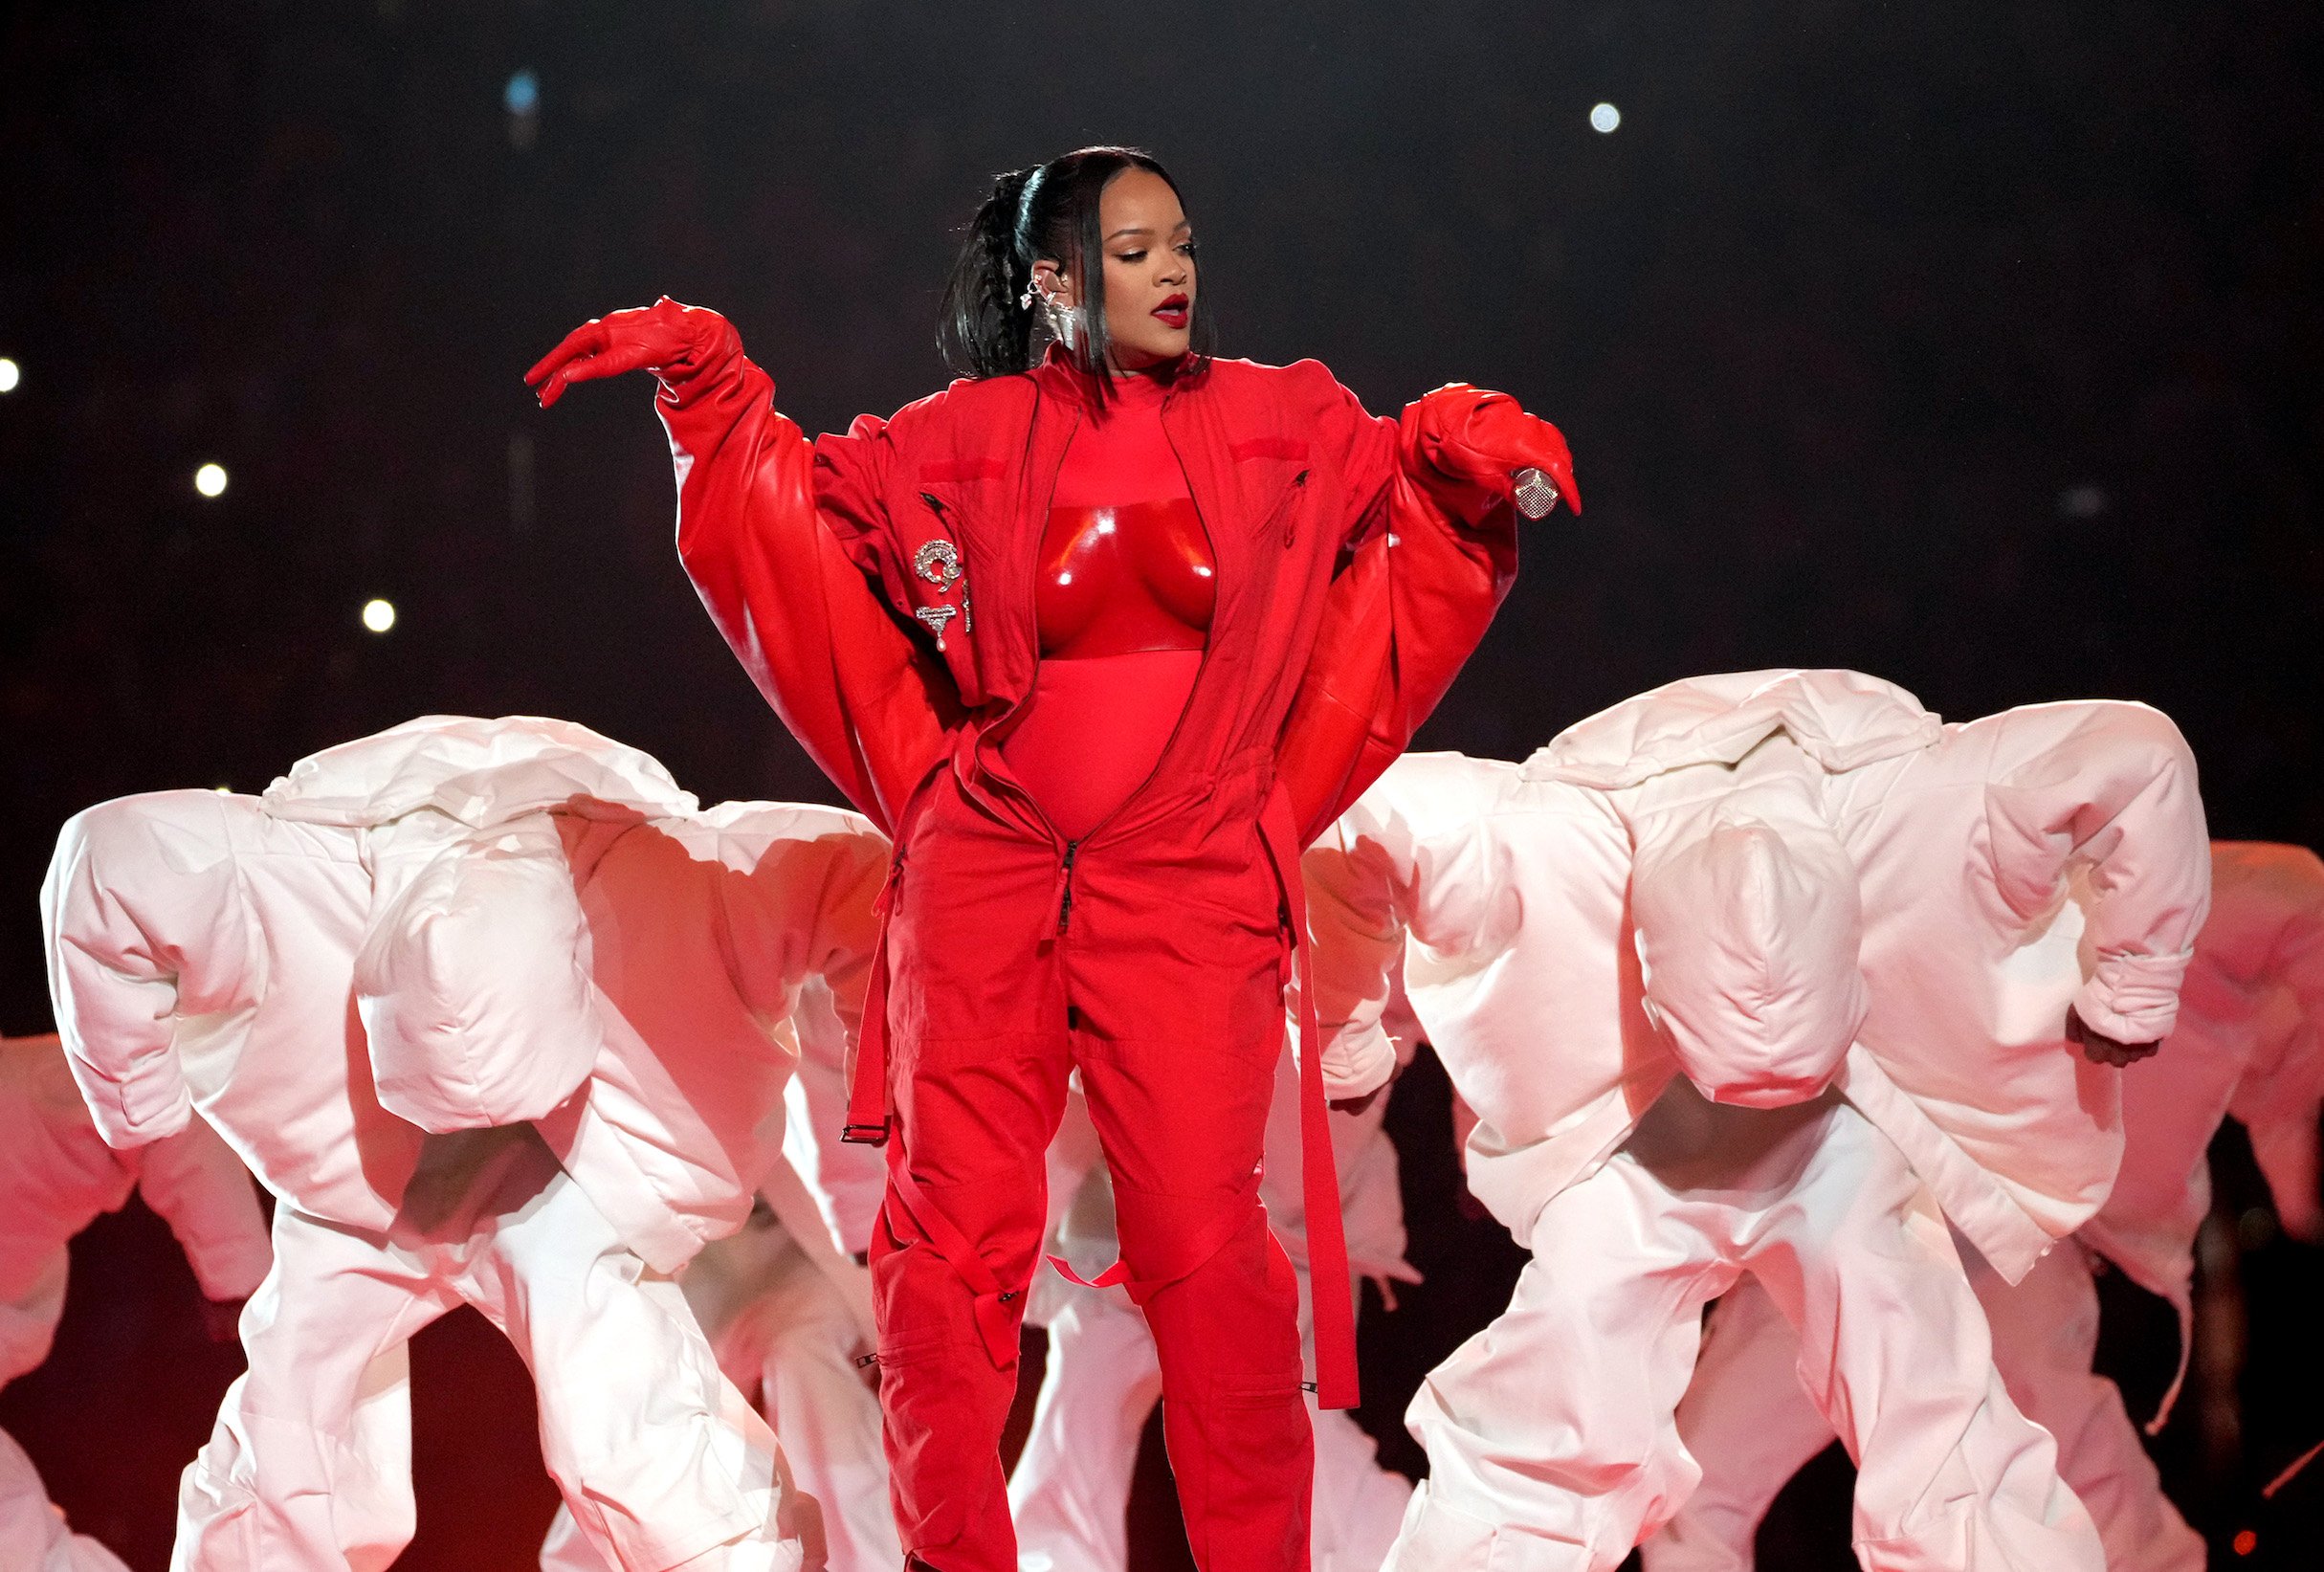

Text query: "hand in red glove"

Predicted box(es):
[524, 297, 740, 408]
[1406, 383, 1583, 519]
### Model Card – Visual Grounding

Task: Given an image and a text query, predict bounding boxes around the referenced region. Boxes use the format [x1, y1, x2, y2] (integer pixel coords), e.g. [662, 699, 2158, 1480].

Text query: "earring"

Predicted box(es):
[1036, 288, 1081, 351]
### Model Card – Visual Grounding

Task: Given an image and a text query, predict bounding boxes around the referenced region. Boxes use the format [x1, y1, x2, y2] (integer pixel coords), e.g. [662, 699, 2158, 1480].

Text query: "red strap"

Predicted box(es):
[1259, 784, 1361, 1410]
[1044, 1162, 1266, 1307]
[842, 861, 902, 1146]
[882, 1142, 1023, 1368]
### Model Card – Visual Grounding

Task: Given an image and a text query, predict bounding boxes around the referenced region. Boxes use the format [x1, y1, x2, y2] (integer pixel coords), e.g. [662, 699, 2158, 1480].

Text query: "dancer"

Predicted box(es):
[1303, 669, 2210, 1571]
[0, 1031, 271, 1572]
[43, 716, 878, 1572]
[1644, 839, 2324, 1572]
[1008, 1040, 1420, 1572]
[543, 1177, 900, 1572]
[529, 143, 1577, 1571]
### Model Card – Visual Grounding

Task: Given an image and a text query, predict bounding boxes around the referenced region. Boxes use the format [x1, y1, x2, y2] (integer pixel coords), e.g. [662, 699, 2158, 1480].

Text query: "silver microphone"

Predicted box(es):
[1511, 467, 1561, 520]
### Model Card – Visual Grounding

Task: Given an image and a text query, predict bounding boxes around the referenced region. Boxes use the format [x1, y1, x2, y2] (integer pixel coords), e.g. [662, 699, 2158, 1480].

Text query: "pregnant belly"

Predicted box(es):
[1000, 650, 1204, 841]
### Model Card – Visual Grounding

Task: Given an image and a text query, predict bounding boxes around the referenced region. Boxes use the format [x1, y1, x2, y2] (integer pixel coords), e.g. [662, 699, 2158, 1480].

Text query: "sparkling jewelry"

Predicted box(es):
[913, 604, 959, 651]
[914, 539, 963, 587]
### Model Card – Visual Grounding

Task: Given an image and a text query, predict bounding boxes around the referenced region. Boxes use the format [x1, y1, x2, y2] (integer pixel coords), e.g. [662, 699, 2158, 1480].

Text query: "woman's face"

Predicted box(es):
[1037, 167, 1196, 372]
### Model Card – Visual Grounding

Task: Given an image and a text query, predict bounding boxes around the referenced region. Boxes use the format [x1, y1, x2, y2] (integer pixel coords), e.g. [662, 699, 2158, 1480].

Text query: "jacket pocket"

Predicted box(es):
[1253, 468, 1311, 546]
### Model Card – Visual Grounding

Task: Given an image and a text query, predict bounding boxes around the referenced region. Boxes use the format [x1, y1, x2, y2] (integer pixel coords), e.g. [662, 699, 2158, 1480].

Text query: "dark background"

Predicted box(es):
[2, 2, 2320, 1566]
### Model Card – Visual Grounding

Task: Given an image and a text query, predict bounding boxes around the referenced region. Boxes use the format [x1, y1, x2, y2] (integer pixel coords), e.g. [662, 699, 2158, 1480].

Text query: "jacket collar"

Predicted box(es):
[1029, 342, 1209, 407]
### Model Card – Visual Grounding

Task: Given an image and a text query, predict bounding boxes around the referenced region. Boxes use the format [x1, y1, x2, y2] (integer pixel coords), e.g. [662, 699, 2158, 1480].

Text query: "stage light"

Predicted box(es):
[504, 70, 539, 115]
[1591, 102, 1622, 134]
[362, 598, 397, 633]
[2058, 484, 2108, 519]
[212, 785, 232, 795]
[0, 357, 18, 392]
[2233, 1529, 2256, 1556]
[194, 462, 229, 498]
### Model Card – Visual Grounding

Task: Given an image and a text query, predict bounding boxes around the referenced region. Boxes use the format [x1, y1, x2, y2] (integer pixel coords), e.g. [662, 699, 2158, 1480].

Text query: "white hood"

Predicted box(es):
[1524, 669, 1940, 789]
[263, 714, 696, 829]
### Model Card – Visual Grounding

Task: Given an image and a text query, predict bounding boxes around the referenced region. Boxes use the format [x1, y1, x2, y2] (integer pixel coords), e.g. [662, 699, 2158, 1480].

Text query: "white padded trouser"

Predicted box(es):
[1383, 1096, 2102, 1572]
[173, 1137, 799, 1572]
[1643, 1237, 2203, 1572]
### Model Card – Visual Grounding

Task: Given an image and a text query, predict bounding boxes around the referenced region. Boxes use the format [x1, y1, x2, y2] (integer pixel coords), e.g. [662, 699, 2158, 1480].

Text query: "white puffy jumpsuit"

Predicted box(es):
[1007, 1035, 1421, 1572]
[0, 1031, 272, 1572]
[1302, 670, 2212, 1572]
[544, 984, 906, 1572]
[1644, 839, 2324, 1572]
[41, 716, 884, 1572]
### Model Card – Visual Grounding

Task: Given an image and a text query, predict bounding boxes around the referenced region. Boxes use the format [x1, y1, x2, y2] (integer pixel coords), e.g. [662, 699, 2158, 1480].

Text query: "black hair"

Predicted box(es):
[937, 145, 1205, 390]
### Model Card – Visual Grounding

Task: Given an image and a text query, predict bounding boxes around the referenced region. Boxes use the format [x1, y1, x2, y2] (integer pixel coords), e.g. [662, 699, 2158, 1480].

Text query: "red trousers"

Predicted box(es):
[851, 742, 1351, 1572]
[871, 1019, 1311, 1571]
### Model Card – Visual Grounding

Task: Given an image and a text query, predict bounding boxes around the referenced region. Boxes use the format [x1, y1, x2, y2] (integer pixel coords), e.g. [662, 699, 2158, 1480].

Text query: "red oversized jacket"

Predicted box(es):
[652, 314, 1524, 1405]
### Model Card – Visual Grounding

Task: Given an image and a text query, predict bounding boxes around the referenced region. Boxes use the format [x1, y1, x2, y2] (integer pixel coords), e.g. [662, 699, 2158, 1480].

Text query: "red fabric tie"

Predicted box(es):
[1258, 782, 1362, 1411]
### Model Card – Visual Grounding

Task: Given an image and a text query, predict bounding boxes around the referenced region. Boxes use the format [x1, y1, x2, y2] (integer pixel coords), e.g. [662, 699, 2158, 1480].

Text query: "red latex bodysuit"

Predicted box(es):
[1002, 369, 1215, 839]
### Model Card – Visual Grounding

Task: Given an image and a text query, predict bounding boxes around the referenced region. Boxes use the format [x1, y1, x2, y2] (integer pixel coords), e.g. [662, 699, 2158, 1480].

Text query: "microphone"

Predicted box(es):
[1511, 467, 1562, 520]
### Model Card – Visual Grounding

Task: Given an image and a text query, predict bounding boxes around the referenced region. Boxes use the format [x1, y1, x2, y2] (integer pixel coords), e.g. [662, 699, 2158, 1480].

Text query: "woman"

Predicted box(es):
[527, 145, 1578, 1572]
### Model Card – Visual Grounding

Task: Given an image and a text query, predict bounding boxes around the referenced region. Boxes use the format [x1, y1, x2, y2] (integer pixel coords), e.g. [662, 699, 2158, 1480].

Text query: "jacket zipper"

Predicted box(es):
[1056, 838, 1080, 935]
[1268, 470, 1311, 547]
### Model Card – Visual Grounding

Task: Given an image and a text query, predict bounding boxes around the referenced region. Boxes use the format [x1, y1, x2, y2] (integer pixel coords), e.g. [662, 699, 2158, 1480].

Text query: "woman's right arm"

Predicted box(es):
[528, 300, 957, 833]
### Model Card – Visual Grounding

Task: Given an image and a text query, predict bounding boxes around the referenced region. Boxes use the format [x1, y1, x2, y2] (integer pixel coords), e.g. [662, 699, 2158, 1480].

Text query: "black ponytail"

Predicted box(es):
[937, 145, 1201, 387]
[937, 166, 1040, 380]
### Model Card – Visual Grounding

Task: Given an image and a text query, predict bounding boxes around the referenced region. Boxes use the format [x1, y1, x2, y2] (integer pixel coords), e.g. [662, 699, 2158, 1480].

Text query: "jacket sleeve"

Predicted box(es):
[2223, 848, 2324, 1241]
[780, 982, 888, 1255]
[719, 815, 889, 1058]
[1277, 371, 1523, 842]
[1303, 758, 1511, 1097]
[654, 314, 959, 835]
[1303, 813, 1409, 1101]
[1980, 701, 2212, 1043]
[40, 794, 258, 1148]
[127, 1113, 273, 1300]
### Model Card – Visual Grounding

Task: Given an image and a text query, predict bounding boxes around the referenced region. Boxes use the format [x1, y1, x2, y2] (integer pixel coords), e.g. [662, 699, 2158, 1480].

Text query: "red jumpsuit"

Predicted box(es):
[633, 300, 1565, 1571]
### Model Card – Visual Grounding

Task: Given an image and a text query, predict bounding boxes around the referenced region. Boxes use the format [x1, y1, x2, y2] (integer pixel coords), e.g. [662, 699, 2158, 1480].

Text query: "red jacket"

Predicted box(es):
[651, 308, 1538, 1405]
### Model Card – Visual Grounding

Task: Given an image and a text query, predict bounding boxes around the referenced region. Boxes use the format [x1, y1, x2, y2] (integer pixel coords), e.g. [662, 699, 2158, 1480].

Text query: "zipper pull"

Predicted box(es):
[1056, 839, 1081, 935]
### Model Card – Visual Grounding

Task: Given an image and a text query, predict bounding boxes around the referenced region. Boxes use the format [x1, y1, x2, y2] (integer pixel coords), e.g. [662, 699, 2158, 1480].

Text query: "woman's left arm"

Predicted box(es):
[1279, 369, 1579, 839]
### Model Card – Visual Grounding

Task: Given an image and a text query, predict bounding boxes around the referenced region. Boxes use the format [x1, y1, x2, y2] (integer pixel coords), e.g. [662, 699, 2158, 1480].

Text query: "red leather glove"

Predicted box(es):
[1406, 383, 1582, 519]
[525, 297, 742, 408]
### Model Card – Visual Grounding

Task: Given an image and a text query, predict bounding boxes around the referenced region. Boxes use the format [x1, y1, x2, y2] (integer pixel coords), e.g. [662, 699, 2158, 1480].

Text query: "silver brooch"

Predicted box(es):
[914, 539, 963, 588]
[914, 604, 959, 651]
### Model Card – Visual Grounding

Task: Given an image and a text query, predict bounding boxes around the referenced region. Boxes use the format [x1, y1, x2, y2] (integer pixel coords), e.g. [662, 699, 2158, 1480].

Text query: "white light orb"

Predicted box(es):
[194, 462, 229, 498]
[0, 358, 18, 392]
[1591, 102, 1622, 134]
[362, 598, 397, 633]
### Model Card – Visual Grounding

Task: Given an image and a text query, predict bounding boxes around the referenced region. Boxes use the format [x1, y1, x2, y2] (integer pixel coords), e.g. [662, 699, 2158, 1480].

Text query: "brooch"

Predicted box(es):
[914, 540, 963, 588]
[914, 604, 959, 651]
